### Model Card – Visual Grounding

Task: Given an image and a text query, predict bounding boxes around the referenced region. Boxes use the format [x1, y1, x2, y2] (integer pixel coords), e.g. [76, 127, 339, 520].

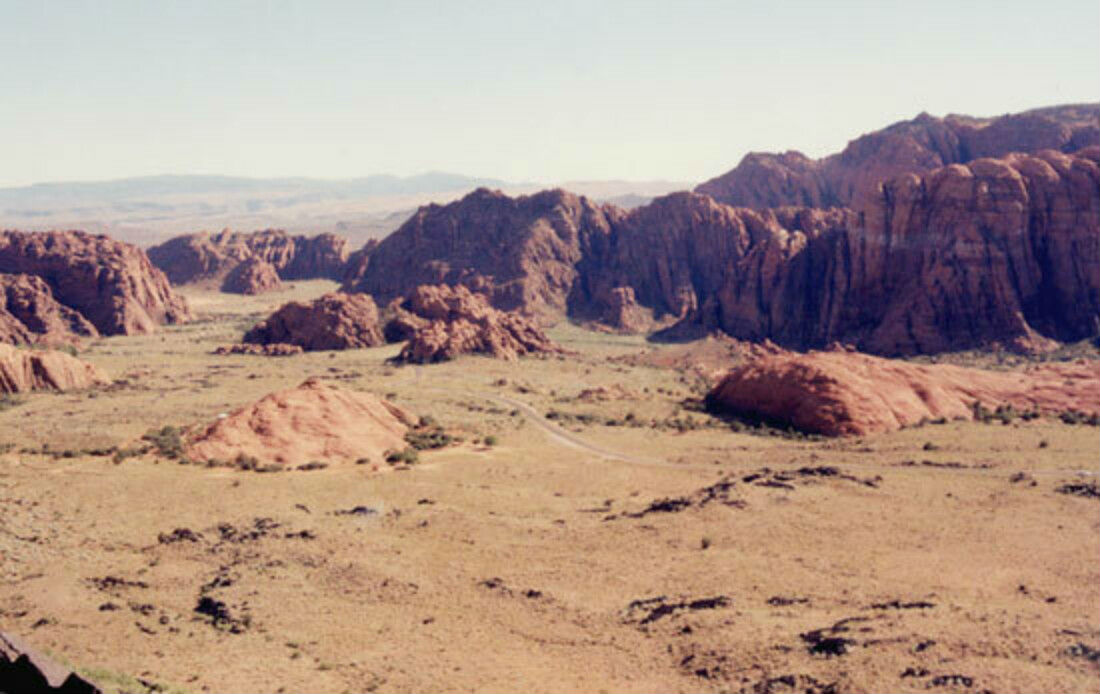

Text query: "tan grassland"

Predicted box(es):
[1, 281, 1097, 693]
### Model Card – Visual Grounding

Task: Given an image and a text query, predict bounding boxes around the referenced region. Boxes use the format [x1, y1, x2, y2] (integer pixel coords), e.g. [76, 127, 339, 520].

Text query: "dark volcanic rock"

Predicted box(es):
[243, 292, 384, 351]
[0, 230, 191, 335]
[148, 228, 349, 285]
[0, 273, 98, 345]
[220, 257, 283, 295]
[1, 630, 103, 693]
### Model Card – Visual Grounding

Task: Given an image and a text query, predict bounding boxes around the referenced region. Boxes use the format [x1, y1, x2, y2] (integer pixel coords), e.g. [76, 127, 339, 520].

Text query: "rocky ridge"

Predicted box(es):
[242, 292, 384, 351]
[0, 230, 191, 337]
[147, 228, 349, 286]
[0, 343, 106, 394]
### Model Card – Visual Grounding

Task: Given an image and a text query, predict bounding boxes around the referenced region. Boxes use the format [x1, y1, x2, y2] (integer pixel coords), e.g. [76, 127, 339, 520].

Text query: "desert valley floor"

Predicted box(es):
[1, 280, 1098, 693]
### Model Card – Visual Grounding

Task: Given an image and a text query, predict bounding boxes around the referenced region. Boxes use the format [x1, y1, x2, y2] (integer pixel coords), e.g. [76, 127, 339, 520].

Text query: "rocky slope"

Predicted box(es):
[243, 292, 384, 351]
[221, 257, 283, 295]
[346, 145, 1099, 355]
[705, 348, 1100, 436]
[0, 343, 106, 394]
[395, 284, 565, 363]
[0, 274, 98, 345]
[696, 104, 1100, 209]
[186, 379, 416, 467]
[147, 228, 349, 285]
[0, 230, 191, 335]
[342, 188, 621, 318]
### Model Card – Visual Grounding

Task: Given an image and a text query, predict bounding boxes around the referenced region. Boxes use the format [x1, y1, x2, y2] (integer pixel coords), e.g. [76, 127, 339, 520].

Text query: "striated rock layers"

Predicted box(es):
[705, 348, 1100, 436]
[0, 230, 191, 337]
[186, 379, 416, 467]
[221, 257, 283, 295]
[147, 228, 349, 286]
[696, 104, 1100, 209]
[243, 292, 384, 351]
[345, 146, 1099, 355]
[0, 274, 98, 345]
[395, 284, 565, 363]
[0, 343, 106, 394]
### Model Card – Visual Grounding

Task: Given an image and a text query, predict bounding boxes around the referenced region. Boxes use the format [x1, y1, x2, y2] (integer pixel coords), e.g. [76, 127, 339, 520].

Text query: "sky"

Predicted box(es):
[0, 0, 1097, 187]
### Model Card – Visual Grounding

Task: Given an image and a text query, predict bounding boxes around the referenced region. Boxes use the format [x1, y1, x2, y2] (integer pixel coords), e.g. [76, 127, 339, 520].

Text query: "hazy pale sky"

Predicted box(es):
[1, 0, 1097, 187]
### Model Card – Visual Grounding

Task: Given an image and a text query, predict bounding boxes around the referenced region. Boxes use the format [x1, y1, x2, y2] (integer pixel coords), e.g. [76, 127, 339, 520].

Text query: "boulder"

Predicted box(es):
[0, 343, 105, 394]
[705, 349, 1100, 436]
[243, 292, 384, 351]
[186, 379, 416, 467]
[395, 284, 565, 363]
[220, 257, 282, 295]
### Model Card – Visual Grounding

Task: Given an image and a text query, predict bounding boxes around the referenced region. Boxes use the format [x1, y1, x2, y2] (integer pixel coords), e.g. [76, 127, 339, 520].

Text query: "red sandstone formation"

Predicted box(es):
[0, 343, 106, 394]
[220, 257, 283, 295]
[395, 284, 565, 363]
[186, 379, 416, 467]
[147, 228, 349, 286]
[342, 188, 622, 319]
[705, 349, 1100, 436]
[0, 230, 191, 335]
[696, 104, 1100, 209]
[243, 292, 384, 351]
[0, 274, 98, 345]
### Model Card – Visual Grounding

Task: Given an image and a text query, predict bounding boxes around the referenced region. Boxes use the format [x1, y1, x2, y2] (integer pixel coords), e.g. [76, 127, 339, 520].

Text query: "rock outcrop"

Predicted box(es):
[1, 631, 102, 693]
[696, 104, 1100, 209]
[186, 379, 416, 467]
[706, 348, 1100, 436]
[0, 274, 98, 345]
[395, 284, 565, 363]
[220, 257, 283, 295]
[147, 228, 349, 285]
[342, 188, 621, 319]
[243, 292, 384, 351]
[0, 343, 106, 394]
[0, 230, 190, 335]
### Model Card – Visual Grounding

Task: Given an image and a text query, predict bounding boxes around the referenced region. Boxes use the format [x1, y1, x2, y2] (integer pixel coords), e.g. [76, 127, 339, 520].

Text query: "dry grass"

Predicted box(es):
[0, 281, 1097, 693]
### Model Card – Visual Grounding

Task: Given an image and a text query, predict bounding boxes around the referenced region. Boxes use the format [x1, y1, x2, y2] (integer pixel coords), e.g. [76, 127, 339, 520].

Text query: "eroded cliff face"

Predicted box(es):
[341, 147, 1099, 355]
[341, 188, 622, 318]
[696, 105, 1100, 209]
[0, 273, 98, 345]
[147, 228, 349, 285]
[0, 230, 191, 336]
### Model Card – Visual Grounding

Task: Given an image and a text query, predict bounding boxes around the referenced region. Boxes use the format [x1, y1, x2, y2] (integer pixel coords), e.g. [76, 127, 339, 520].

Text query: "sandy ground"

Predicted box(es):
[1, 281, 1098, 693]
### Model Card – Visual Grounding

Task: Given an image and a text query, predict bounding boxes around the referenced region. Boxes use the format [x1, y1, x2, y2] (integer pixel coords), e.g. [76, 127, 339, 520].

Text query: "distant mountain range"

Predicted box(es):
[0, 172, 688, 247]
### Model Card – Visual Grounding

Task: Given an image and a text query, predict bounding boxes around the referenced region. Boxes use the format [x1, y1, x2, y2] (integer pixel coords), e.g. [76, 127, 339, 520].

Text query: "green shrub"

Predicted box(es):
[484, 435, 498, 447]
[142, 425, 184, 459]
[384, 447, 419, 465]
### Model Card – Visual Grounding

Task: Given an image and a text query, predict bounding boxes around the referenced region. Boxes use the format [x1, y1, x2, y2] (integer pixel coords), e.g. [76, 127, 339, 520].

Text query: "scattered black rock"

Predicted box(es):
[870, 599, 935, 610]
[157, 527, 203, 544]
[898, 459, 991, 470]
[624, 595, 731, 626]
[767, 596, 809, 607]
[477, 578, 545, 600]
[624, 497, 692, 517]
[927, 673, 973, 688]
[914, 639, 937, 652]
[1065, 642, 1100, 662]
[737, 674, 840, 694]
[901, 667, 930, 678]
[1009, 472, 1038, 487]
[800, 616, 870, 658]
[284, 530, 316, 540]
[86, 576, 149, 592]
[334, 505, 379, 516]
[193, 596, 250, 634]
[215, 517, 281, 543]
[98, 603, 119, 611]
[1055, 481, 1100, 499]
